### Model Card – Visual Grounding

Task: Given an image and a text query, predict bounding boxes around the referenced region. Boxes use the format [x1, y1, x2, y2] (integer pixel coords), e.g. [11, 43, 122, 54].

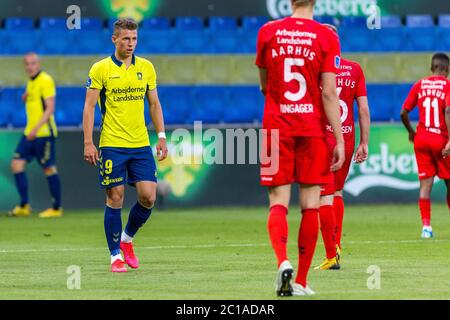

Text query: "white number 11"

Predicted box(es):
[423, 97, 439, 128]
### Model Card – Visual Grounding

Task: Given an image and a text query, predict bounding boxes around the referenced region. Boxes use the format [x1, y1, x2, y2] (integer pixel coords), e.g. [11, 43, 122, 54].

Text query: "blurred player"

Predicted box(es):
[256, 0, 344, 296]
[400, 53, 450, 239]
[83, 18, 168, 272]
[9, 52, 63, 218]
[315, 24, 370, 270]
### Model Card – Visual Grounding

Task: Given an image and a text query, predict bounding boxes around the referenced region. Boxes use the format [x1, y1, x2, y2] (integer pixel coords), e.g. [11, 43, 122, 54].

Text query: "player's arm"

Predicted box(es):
[82, 88, 100, 165]
[322, 72, 345, 171]
[442, 99, 450, 157]
[400, 83, 419, 143]
[146, 88, 168, 161]
[400, 108, 415, 143]
[27, 96, 55, 141]
[354, 96, 370, 163]
[258, 68, 267, 96]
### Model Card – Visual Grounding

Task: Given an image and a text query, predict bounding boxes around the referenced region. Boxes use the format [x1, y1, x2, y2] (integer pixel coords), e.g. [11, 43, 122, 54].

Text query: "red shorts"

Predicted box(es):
[321, 148, 354, 195]
[414, 132, 450, 180]
[260, 133, 332, 186]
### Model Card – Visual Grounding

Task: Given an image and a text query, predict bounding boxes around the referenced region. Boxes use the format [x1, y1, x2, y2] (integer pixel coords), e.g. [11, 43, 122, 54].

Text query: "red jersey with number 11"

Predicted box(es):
[256, 17, 341, 137]
[402, 76, 450, 138]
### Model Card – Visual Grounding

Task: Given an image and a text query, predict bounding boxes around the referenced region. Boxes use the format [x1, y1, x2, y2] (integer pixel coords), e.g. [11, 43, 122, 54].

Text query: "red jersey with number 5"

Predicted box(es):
[325, 58, 367, 149]
[256, 17, 341, 137]
[402, 76, 450, 138]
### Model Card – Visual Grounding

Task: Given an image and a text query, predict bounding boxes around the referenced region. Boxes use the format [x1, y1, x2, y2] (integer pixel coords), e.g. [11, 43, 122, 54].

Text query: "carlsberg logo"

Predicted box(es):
[344, 143, 428, 196]
[267, 0, 377, 19]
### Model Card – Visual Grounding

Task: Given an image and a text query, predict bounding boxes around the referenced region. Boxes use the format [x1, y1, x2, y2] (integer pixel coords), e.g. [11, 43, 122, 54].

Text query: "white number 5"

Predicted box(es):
[284, 58, 307, 102]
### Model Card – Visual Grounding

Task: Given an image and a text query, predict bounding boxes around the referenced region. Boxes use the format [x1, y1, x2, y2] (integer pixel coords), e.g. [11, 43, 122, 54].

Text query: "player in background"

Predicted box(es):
[83, 19, 168, 272]
[315, 24, 370, 270]
[256, 0, 344, 296]
[9, 52, 63, 218]
[400, 53, 450, 239]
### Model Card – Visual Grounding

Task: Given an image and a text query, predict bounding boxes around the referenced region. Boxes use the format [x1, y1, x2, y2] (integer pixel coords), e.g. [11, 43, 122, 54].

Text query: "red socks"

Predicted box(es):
[295, 209, 319, 287]
[319, 205, 336, 259]
[419, 198, 431, 227]
[267, 204, 288, 267]
[333, 196, 344, 249]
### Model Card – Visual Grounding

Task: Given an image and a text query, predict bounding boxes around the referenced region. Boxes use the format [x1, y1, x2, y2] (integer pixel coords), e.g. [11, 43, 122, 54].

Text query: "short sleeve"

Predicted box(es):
[321, 28, 341, 74]
[41, 75, 56, 99]
[255, 26, 267, 69]
[402, 82, 420, 111]
[147, 62, 157, 91]
[355, 64, 367, 98]
[86, 62, 104, 90]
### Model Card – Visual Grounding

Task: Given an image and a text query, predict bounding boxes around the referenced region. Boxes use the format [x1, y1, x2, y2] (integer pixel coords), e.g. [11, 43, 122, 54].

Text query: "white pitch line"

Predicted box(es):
[0, 239, 449, 254]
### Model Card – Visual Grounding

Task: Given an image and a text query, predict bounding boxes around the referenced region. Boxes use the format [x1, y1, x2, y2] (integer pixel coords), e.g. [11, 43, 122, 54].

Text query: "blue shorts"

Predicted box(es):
[98, 146, 157, 189]
[14, 135, 56, 168]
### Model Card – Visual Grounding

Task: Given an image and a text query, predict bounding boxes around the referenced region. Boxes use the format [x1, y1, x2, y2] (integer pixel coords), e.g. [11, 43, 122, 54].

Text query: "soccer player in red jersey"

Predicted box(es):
[316, 24, 371, 270]
[401, 53, 450, 239]
[256, 0, 345, 296]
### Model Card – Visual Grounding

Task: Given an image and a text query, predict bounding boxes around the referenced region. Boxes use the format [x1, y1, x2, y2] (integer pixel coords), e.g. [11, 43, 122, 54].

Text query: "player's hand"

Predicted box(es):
[84, 142, 99, 165]
[354, 143, 369, 164]
[408, 131, 416, 143]
[442, 140, 450, 158]
[26, 129, 37, 141]
[156, 138, 168, 161]
[22, 92, 28, 103]
[331, 142, 345, 172]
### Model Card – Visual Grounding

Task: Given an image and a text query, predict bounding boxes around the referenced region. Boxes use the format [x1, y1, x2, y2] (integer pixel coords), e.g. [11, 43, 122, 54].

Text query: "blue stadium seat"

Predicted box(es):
[242, 16, 269, 30]
[225, 86, 264, 123]
[380, 15, 402, 28]
[0, 31, 8, 54]
[339, 27, 373, 52]
[209, 16, 237, 30]
[40, 17, 68, 30]
[438, 15, 450, 28]
[394, 84, 418, 121]
[367, 85, 395, 121]
[5, 17, 34, 30]
[438, 28, 450, 51]
[56, 87, 85, 126]
[6, 30, 40, 54]
[107, 18, 116, 31]
[240, 29, 259, 53]
[314, 16, 337, 25]
[40, 30, 75, 54]
[175, 30, 211, 53]
[94, 106, 103, 127]
[137, 30, 175, 54]
[372, 27, 406, 52]
[406, 15, 435, 28]
[158, 86, 192, 125]
[80, 17, 103, 31]
[74, 30, 113, 54]
[404, 27, 438, 51]
[211, 29, 242, 53]
[340, 16, 368, 28]
[0, 88, 20, 127]
[189, 87, 227, 124]
[175, 16, 204, 30]
[141, 17, 171, 30]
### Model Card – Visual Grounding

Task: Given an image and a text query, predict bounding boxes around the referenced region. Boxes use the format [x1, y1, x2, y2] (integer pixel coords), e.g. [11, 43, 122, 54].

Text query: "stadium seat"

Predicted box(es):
[226, 86, 264, 123]
[158, 86, 192, 124]
[190, 86, 227, 124]
[240, 29, 259, 53]
[437, 28, 450, 51]
[438, 15, 450, 28]
[74, 29, 115, 54]
[9, 88, 27, 128]
[339, 27, 373, 52]
[340, 16, 368, 28]
[141, 17, 171, 30]
[40, 17, 68, 30]
[56, 87, 85, 126]
[367, 84, 395, 121]
[175, 16, 204, 30]
[363, 54, 401, 83]
[137, 30, 175, 54]
[80, 17, 103, 31]
[175, 30, 211, 53]
[406, 15, 435, 28]
[5, 17, 34, 30]
[210, 29, 242, 53]
[40, 30, 76, 54]
[6, 30, 40, 55]
[380, 15, 402, 28]
[371, 27, 406, 52]
[394, 84, 418, 121]
[199, 56, 235, 84]
[0, 88, 20, 127]
[0, 31, 8, 55]
[242, 16, 269, 30]
[314, 16, 337, 25]
[209, 16, 238, 30]
[404, 27, 438, 51]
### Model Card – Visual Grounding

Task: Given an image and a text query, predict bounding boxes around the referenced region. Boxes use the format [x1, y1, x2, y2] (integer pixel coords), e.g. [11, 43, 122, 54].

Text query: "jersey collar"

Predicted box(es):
[30, 70, 41, 81]
[110, 54, 136, 67]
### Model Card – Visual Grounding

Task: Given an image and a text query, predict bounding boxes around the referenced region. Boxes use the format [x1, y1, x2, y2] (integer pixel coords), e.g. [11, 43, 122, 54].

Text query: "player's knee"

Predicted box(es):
[139, 194, 156, 209]
[107, 192, 124, 207]
[44, 166, 57, 176]
[11, 160, 24, 173]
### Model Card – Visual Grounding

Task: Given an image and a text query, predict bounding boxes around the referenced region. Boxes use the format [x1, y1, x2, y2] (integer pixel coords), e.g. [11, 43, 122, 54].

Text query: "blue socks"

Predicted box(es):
[46, 174, 61, 209]
[14, 172, 28, 206]
[104, 206, 122, 256]
[125, 202, 153, 238]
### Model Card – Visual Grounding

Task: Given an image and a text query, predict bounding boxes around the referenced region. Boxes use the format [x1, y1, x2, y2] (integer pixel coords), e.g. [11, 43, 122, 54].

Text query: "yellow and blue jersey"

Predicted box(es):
[87, 54, 157, 148]
[24, 71, 57, 137]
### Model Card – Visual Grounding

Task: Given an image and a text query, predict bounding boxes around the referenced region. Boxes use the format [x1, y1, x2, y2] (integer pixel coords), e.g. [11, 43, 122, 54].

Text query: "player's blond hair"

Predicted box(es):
[113, 18, 138, 36]
[291, 0, 317, 7]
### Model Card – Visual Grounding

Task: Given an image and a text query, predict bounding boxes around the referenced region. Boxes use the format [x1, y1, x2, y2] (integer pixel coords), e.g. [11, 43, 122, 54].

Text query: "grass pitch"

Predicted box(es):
[1, 204, 450, 300]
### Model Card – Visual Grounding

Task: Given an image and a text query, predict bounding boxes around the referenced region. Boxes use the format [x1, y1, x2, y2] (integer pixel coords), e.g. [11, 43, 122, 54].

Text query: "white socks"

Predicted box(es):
[121, 231, 133, 243]
[111, 254, 123, 264]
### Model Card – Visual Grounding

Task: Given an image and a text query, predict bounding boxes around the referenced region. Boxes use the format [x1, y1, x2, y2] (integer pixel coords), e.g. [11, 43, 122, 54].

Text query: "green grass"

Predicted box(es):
[1, 204, 450, 300]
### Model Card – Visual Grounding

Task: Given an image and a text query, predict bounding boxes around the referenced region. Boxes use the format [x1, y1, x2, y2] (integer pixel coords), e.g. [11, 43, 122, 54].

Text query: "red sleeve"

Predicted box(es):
[355, 64, 367, 97]
[402, 82, 420, 111]
[446, 83, 450, 107]
[255, 26, 267, 69]
[321, 28, 341, 74]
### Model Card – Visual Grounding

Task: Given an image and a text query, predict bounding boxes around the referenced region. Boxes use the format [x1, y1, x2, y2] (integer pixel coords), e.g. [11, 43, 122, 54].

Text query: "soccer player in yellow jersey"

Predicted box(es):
[83, 18, 168, 273]
[9, 52, 63, 218]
